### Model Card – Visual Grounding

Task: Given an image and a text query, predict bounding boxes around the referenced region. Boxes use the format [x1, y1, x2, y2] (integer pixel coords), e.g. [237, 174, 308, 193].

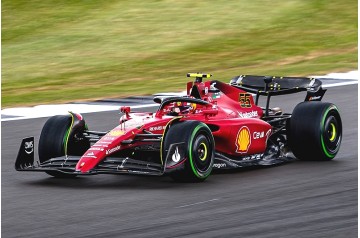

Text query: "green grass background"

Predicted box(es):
[2, 0, 357, 108]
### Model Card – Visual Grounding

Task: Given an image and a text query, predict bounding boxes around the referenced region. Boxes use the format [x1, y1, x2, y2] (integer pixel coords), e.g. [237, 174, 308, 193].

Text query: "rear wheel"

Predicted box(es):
[39, 115, 89, 177]
[163, 121, 214, 182]
[288, 102, 342, 161]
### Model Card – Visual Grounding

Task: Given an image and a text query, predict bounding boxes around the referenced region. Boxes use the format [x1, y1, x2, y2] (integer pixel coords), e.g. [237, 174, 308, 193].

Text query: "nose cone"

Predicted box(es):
[76, 157, 95, 172]
[76, 149, 105, 173]
[75, 127, 134, 173]
[75, 142, 114, 173]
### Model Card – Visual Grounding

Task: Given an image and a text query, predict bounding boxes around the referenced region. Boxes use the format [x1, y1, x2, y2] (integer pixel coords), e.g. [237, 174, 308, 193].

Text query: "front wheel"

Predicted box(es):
[163, 120, 215, 182]
[39, 114, 89, 177]
[288, 102, 342, 161]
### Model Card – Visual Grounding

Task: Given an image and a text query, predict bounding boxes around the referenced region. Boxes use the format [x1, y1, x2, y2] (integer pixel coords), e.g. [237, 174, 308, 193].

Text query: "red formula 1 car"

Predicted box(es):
[15, 73, 342, 182]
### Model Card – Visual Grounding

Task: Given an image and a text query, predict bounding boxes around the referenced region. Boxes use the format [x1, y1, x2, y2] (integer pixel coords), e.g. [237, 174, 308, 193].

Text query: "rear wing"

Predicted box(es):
[230, 75, 323, 92]
[229, 75, 327, 116]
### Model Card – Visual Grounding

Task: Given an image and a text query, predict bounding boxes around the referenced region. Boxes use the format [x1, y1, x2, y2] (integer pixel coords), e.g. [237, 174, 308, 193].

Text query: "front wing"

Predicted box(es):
[15, 137, 296, 177]
[15, 137, 166, 176]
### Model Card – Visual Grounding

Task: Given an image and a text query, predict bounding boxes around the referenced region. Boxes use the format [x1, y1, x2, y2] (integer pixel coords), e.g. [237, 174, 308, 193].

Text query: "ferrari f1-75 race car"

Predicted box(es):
[15, 73, 342, 182]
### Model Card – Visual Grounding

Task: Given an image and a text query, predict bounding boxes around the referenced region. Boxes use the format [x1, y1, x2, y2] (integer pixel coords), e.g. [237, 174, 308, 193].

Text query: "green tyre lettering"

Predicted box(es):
[320, 105, 340, 158]
[63, 113, 74, 156]
[188, 123, 212, 179]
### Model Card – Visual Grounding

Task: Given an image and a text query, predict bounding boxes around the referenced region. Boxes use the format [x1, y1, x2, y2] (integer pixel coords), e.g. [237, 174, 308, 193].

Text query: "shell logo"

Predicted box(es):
[235, 126, 251, 153]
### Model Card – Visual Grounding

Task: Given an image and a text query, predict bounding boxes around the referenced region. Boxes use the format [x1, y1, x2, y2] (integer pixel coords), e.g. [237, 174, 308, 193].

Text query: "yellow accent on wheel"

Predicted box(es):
[329, 123, 336, 142]
[199, 142, 208, 161]
[64, 112, 75, 156]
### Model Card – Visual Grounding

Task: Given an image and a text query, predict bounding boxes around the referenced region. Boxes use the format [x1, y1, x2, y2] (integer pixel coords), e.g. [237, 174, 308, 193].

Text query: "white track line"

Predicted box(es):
[1, 104, 158, 122]
[322, 81, 358, 88]
[311, 70, 358, 80]
[175, 198, 220, 208]
[2, 71, 358, 122]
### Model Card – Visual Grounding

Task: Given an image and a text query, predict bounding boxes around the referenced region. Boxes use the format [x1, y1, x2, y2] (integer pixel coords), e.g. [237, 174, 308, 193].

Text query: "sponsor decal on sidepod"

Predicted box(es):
[213, 163, 226, 169]
[235, 126, 251, 153]
[238, 111, 258, 118]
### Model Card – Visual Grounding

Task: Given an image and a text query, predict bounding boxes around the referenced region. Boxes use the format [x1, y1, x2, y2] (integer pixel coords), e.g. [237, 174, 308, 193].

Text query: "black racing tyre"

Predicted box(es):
[39, 115, 89, 178]
[164, 121, 215, 182]
[288, 102, 342, 161]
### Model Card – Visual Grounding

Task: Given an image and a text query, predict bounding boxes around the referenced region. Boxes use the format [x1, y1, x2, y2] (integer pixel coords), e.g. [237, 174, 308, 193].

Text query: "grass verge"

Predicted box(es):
[2, 0, 357, 108]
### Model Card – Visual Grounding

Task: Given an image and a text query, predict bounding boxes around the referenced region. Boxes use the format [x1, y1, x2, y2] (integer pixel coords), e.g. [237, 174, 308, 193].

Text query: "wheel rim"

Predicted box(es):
[321, 110, 342, 157]
[191, 133, 212, 173]
[198, 142, 208, 161]
[328, 122, 336, 142]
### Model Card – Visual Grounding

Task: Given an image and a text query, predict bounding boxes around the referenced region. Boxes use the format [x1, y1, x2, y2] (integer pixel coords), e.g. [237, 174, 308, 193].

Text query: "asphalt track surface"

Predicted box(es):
[2, 85, 357, 238]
